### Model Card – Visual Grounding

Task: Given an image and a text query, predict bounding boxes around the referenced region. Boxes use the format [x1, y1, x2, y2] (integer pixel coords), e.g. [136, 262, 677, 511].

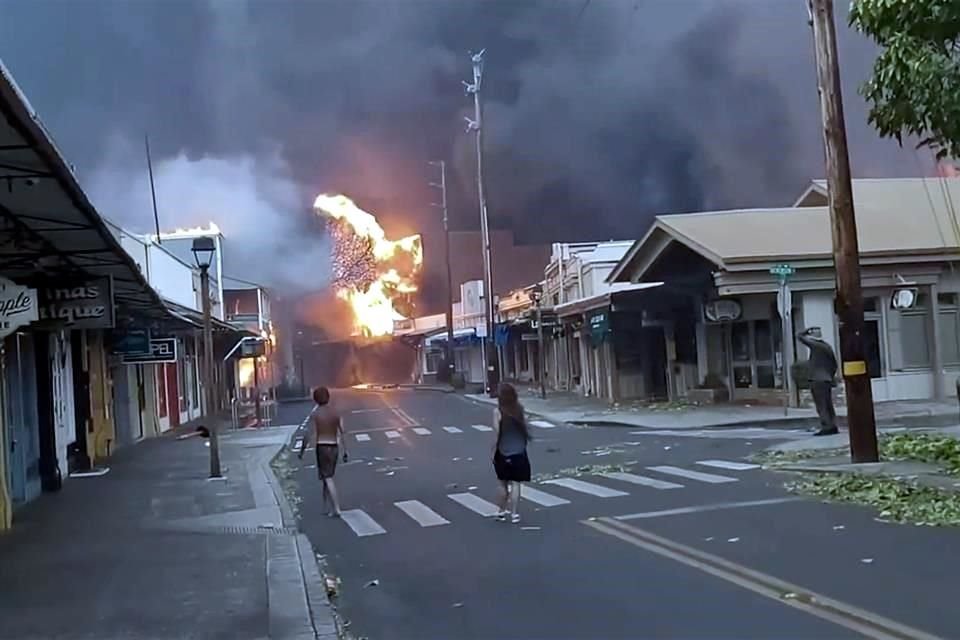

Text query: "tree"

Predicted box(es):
[850, 0, 960, 159]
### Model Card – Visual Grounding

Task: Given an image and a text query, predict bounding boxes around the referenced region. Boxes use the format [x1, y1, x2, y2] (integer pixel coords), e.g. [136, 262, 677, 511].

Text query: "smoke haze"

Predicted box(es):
[0, 0, 933, 305]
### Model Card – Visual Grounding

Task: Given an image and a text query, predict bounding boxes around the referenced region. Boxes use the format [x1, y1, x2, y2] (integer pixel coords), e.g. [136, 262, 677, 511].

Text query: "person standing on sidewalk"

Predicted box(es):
[492, 383, 531, 524]
[299, 386, 347, 517]
[798, 327, 839, 436]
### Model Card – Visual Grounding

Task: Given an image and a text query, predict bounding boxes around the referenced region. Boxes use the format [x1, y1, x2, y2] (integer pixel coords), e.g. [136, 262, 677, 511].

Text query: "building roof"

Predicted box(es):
[0, 59, 169, 323]
[610, 177, 960, 283]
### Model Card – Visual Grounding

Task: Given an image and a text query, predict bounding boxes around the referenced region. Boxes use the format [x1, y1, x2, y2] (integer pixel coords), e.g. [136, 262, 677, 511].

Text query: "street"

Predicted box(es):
[283, 389, 959, 640]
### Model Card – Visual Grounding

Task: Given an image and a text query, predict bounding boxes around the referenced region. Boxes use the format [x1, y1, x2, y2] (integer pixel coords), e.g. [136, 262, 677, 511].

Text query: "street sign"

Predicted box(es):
[121, 337, 177, 364]
[769, 264, 795, 279]
[112, 330, 150, 355]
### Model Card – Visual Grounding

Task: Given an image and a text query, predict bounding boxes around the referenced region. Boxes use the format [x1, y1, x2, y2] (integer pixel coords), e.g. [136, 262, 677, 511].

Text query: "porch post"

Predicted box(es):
[930, 283, 945, 400]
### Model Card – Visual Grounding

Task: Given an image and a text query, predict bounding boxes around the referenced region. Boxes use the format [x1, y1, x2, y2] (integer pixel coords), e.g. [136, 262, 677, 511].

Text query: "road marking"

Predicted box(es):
[584, 517, 944, 640]
[350, 409, 387, 414]
[443, 426, 463, 434]
[543, 478, 628, 498]
[696, 460, 760, 471]
[413, 427, 432, 435]
[385, 430, 402, 439]
[340, 509, 386, 537]
[648, 465, 738, 484]
[471, 424, 493, 432]
[354, 434, 371, 442]
[394, 500, 450, 527]
[530, 420, 555, 429]
[521, 486, 570, 507]
[601, 471, 684, 490]
[448, 492, 500, 517]
[614, 497, 803, 521]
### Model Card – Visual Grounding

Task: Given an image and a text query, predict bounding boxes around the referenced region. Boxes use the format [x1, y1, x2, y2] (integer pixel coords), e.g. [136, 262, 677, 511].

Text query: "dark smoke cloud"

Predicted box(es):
[0, 0, 925, 304]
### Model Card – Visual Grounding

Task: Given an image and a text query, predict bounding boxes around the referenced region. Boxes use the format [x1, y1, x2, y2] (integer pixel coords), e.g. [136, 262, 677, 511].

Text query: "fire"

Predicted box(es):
[313, 194, 422, 337]
[238, 359, 255, 387]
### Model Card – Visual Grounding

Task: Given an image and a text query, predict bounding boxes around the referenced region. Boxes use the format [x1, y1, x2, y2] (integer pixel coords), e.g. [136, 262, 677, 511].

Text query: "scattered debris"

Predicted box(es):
[727, 537, 740, 543]
[705, 537, 714, 542]
[325, 576, 340, 597]
[386, 472, 395, 477]
[364, 579, 380, 588]
[546, 447, 560, 453]
[394, 457, 405, 461]
[468, 486, 478, 491]
[521, 526, 541, 531]
[782, 592, 799, 600]
[663, 446, 672, 451]
[446, 483, 459, 489]
[587, 517, 598, 521]
[452, 602, 464, 609]
[452, 457, 461, 462]
[832, 525, 846, 531]
[860, 558, 874, 564]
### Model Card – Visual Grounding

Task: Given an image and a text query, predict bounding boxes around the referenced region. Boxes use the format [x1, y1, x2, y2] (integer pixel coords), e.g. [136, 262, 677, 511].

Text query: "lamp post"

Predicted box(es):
[429, 160, 457, 384]
[532, 286, 546, 399]
[192, 236, 221, 478]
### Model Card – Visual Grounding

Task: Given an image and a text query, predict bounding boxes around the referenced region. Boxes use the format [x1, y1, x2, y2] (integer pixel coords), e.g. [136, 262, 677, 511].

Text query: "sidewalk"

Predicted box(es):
[0, 422, 337, 640]
[467, 389, 959, 431]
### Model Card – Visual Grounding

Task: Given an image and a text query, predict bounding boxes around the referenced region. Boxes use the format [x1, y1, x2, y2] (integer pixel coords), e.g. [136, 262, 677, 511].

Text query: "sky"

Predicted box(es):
[0, 0, 930, 304]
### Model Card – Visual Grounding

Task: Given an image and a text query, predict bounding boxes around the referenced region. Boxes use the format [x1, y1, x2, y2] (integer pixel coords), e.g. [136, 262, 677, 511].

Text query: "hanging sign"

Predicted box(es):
[0, 276, 38, 338]
[121, 337, 178, 364]
[587, 309, 610, 346]
[36, 276, 115, 330]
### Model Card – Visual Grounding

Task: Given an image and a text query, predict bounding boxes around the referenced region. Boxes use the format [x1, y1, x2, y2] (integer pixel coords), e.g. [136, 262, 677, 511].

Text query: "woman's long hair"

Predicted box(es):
[498, 383, 530, 442]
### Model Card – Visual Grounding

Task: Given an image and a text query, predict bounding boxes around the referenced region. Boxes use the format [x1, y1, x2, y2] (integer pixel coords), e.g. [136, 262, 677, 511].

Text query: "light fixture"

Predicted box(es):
[891, 287, 918, 310]
[191, 236, 216, 269]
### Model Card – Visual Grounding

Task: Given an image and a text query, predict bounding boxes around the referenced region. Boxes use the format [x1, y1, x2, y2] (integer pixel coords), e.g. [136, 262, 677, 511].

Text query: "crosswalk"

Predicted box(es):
[350, 422, 558, 443]
[332, 459, 761, 538]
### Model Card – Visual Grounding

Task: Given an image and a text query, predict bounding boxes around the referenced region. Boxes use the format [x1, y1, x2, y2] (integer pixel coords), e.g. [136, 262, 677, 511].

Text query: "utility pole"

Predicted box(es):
[464, 49, 499, 397]
[429, 160, 457, 383]
[534, 288, 546, 399]
[808, 0, 878, 463]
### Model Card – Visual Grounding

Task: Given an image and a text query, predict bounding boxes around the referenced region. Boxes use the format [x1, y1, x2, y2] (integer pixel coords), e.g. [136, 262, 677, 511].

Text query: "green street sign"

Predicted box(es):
[769, 264, 795, 278]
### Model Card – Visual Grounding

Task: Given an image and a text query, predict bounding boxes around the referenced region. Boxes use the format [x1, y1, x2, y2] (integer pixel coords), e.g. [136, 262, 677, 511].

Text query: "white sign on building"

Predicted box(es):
[0, 276, 38, 338]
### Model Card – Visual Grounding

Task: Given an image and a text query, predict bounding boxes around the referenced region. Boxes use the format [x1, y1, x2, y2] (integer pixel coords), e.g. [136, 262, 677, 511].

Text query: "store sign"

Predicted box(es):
[587, 309, 610, 346]
[112, 329, 150, 355]
[36, 276, 115, 330]
[121, 337, 177, 364]
[703, 298, 742, 323]
[0, 276, 38, 338]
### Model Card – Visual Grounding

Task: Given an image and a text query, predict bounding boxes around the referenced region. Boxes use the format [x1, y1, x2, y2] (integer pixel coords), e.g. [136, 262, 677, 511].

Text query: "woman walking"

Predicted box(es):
[299, 386, 347, 517]
[492, 383, 531, 524]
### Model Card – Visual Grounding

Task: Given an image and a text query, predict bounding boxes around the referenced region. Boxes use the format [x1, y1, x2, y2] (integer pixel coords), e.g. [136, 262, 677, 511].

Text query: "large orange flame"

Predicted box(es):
[313, 194, 423, 337]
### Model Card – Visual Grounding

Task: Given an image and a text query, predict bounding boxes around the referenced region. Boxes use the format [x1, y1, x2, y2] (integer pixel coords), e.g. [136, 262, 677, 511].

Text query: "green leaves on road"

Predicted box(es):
[881, 432, 960, 476]
[789, 474, 960, 526]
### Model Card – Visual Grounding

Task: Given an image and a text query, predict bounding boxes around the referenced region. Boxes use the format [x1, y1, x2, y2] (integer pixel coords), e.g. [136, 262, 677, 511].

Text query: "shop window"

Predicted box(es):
[425, 350, 443, 374]
[900, 300, 931, 368]
[730, 320, 778, 389]
[864, 319, 883, 378]
[939, 294, 960, 365]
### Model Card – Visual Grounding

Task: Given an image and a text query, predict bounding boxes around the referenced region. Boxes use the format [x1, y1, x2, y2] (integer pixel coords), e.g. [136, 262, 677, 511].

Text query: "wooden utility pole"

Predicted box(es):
[808, 0, 878, 462]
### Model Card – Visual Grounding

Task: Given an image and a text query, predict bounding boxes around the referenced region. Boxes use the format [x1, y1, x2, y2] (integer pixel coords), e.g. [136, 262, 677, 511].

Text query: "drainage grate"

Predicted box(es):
[212, 525, 299, 536]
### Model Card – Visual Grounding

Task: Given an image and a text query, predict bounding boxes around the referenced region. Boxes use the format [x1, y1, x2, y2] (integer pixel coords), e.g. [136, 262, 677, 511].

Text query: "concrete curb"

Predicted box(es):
[265, 426, 341, 639]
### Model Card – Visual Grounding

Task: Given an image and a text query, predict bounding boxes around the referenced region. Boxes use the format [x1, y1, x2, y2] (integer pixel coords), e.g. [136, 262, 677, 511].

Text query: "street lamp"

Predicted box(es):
[531, 286, 546, 399]
[192, 236, 221, 478]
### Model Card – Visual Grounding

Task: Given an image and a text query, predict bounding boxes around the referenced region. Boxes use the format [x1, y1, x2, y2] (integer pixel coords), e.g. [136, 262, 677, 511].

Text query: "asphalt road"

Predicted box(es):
[279, 390, 958, 640]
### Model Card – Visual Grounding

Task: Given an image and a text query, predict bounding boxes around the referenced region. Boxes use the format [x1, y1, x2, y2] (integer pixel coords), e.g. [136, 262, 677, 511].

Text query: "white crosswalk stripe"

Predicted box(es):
[385, 430, 402, 439]
[448, 492, 500, 516]
[443, 426, 463, 434]
[471, 424, 493, 432]
[648, 465, 738, 484]
[413, 427, 432, 435]
[696, 460, 760, 471]
[530, 420, 556, 429]
[600, 471, 684, 490]
[543, 478, 628, 497]
[394, 500, 450, 527]
[340, 509, 386, 537]
[354, 434, 371, 442]
[521, 486, 570, 507]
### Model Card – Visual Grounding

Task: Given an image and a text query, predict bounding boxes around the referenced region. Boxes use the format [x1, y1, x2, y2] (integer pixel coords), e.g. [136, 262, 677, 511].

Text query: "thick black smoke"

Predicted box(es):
[0, 0, 924, 296]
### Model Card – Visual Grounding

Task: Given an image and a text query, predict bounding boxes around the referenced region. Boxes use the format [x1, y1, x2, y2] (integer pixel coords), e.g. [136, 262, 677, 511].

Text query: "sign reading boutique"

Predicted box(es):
[35, 276, 115, 330]
[0, 276, 39, 339]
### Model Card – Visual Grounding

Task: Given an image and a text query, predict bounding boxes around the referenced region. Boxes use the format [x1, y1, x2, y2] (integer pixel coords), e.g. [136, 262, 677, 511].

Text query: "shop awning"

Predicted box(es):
[160, 298, 250, 335]
[555, 282, 663, 318]
[425, 327, 477, 347]
[0, 60, 168, 325]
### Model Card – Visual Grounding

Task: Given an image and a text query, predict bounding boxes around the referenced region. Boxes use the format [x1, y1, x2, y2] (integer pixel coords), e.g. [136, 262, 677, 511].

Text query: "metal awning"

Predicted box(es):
[161, 299, 249, 335]
[0, 60, 168, 326]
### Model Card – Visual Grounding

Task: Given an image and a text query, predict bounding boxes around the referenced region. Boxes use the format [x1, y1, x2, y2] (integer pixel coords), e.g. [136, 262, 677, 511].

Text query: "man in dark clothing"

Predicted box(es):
[798, 327, 839, 436]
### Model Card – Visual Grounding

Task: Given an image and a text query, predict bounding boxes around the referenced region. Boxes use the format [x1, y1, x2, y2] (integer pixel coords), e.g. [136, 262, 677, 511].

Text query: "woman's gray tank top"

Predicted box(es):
[497, 414, 527, 456]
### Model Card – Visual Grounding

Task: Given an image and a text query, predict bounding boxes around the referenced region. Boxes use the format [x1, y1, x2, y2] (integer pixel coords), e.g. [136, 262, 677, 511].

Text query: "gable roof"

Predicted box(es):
[610, 178, 960, 283]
